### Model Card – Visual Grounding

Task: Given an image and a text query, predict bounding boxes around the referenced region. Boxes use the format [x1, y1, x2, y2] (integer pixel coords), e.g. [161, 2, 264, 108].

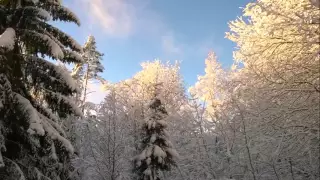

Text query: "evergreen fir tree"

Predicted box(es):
[0, 0, 83, 179]
[134, 97, 178, 180]
[71, 35, 104, 112]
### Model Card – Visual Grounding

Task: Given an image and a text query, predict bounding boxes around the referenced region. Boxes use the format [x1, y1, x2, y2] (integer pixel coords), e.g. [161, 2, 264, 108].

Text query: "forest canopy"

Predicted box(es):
[0, 0, 319, 180]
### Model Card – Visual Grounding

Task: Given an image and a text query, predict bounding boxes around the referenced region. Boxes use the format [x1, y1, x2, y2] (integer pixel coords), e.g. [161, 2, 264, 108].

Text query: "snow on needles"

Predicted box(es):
[5, 158, 26, 180]
[32, 32, 64, 59]
[165, 148, 179, 159]
[43, 34, 64, 59]
[23, 7, 51, 21]
[14, 93, 45, 136]
[54, 65, 79, 92]
[50, 91, 82, 116]
[13, 93, 74, 154]
[0, 28, 16, 51]
[143, 168, 151, 176]
[61, 6, 81, 25]
[65, 49, 83, 63]
[42, 119, 74, 154]
[37, 58, 80, 93]
[153, 145, 166, 158]
[157, 120, 167, 127]
[37, 8, 51, 21]
[150, 134, 157, 143]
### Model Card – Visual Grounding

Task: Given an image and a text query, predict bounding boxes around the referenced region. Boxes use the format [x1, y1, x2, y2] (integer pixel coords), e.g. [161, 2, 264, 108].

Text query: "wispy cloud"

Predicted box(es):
[69, 0, 184, 52]
[161, 33, 182, 54]
[67, 0, 221, 58]
[70, 0, 137, 37]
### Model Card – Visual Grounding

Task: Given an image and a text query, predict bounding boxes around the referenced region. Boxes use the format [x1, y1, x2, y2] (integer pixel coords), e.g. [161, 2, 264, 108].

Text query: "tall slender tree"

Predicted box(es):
[0, 0, 83, 179]
[68, 35, 104, 180]
[71, 35, 104, 112]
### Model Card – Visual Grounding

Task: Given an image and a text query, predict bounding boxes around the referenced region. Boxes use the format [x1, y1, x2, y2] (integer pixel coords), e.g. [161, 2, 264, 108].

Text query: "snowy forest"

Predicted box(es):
[0, 0, 319, 180]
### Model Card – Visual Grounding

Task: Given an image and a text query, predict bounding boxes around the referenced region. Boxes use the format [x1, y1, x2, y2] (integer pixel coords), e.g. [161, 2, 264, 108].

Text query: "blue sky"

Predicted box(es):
[56, 0, 252, 102]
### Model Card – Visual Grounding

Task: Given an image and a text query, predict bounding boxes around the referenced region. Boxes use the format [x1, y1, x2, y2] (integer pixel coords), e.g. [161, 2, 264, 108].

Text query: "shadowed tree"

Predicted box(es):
[0, 0, 83, 179]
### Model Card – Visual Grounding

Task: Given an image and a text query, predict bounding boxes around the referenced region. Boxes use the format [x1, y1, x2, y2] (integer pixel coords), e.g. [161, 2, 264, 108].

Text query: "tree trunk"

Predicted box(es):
[81, 63, 90, 113]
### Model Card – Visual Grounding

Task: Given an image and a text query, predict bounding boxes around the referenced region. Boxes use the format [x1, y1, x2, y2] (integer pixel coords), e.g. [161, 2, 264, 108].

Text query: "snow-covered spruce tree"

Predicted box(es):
[71, 35, 104, 112]
[134, 97, 178, 180]
[0, 0, 83, 179]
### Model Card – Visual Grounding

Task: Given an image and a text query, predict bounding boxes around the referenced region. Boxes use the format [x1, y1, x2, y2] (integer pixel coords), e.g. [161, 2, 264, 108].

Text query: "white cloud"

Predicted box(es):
[69, 0, 184, 53]
[73, 0, 137, 37]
